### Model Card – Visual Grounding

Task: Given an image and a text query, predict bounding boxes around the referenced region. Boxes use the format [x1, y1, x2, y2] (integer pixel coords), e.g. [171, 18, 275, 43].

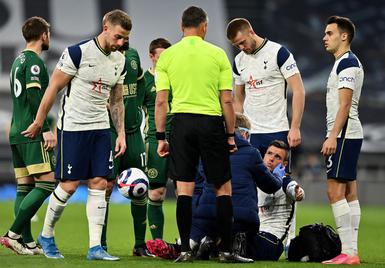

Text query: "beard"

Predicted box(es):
[119, 41, 129, 51]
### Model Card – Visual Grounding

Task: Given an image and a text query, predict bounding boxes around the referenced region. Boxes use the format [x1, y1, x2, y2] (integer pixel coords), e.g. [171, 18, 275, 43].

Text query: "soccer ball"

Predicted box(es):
[117, 168, 149, 200]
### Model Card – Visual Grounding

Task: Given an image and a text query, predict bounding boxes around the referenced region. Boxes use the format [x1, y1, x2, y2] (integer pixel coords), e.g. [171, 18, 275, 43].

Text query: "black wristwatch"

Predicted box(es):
[226, 132, 235, 137]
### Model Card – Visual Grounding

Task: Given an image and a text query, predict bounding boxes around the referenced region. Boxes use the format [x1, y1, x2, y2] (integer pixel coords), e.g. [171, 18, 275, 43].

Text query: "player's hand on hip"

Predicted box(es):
[21, 121, 42, 139]
[228, 137, 237, 154]
[288, 127, 301, 148]
[157, 140, 169, 158]
[114, 133, 126, 159]
[42, 131, 56, 151]
[320, 137, 336, 157]
[295, 185, 305, 201]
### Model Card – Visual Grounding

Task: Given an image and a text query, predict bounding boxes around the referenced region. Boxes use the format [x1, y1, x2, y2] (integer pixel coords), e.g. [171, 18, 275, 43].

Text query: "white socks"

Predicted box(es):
[41, 184, 71, 238]
[331, 199, 353, 255]
[86, 188, 107, 248]
[348, 200, 361, 255]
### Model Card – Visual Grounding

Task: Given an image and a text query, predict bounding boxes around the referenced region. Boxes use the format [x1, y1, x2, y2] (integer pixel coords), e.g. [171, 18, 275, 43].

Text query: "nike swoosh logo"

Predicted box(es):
[89, 64, 96, 67]
[109, 165, 114, 170]
[326, 168, 332, 173]
[240, 68, 246, 72]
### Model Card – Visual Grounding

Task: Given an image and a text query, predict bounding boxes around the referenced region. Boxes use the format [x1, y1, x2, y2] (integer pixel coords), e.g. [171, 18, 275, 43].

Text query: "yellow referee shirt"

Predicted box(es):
[155, 36, 232, 116]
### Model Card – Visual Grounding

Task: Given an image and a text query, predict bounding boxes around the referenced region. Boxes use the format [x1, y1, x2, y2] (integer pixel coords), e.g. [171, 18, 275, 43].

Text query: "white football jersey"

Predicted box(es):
[258, 182, 297, 240]
[233, 39, 299, 133]
[326, 51, 363, 139]
[56, 38, 126, 131]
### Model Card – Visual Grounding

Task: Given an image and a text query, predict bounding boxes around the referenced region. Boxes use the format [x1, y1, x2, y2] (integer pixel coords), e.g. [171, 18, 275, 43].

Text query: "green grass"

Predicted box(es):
[1, 201, 385, 267]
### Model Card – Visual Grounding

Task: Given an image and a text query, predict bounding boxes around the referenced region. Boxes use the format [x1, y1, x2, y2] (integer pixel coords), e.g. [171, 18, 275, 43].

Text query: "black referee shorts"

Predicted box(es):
[168, 113, 231, 186]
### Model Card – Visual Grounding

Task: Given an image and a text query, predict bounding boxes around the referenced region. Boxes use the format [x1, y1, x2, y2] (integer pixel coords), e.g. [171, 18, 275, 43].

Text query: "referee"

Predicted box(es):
[154, 6, 253, 263]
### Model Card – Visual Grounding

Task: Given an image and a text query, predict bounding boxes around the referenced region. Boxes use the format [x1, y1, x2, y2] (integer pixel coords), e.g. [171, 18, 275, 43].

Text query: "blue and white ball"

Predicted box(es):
[117, 168, 149, 200]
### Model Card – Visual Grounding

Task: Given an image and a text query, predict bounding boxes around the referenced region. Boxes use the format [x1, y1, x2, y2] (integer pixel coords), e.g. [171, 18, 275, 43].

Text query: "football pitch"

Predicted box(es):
[1, 201, 384, 267]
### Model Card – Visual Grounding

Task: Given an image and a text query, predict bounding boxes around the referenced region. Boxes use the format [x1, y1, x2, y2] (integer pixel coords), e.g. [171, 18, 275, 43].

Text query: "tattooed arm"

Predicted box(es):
[110, 84, 126, 158]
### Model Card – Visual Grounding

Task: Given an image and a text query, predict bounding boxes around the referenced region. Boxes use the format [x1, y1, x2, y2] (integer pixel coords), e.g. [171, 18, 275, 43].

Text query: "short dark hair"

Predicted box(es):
[22, 16, 50, 42]
[235, 112, 251, 130]
[268, 140, 290, 161]
[326, 15, 355, 43]
[182, 6, 207, 28]
[226, 18, 252, 40]
[103, 9, 132, 31]
[149, 38, 171, 54]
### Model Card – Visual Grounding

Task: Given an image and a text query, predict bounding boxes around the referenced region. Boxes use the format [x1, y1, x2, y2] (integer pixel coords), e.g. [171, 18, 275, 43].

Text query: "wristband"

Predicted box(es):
[226, 132, 235, 137]
[156, 132, 166, 140]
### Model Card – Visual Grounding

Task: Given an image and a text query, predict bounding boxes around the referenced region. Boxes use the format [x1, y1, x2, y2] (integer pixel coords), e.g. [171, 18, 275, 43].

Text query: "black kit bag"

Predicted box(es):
[288, 223, 342, 262]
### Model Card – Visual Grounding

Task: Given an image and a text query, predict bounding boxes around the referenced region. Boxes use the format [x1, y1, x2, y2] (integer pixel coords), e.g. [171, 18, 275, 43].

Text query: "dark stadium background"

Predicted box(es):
[0, 0, 384, 204]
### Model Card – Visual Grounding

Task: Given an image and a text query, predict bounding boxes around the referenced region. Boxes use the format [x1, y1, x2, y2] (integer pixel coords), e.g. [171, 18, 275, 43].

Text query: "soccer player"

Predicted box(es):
[102, 41, 153, 257]
[142, 38, 172, 240]
[155, 6, 252, 263]
[0, 16, 56, 256]
[249, 140, 305, 260]
[226, 18, 305, 156]
[320, 16, 363, 265]
[22, 9, 130, 261]
[226, 18, 305, 251]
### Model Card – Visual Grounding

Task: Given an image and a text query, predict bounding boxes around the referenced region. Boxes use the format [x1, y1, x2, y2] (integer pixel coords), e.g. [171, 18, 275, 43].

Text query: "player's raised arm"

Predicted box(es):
[22, 68, 73, 138]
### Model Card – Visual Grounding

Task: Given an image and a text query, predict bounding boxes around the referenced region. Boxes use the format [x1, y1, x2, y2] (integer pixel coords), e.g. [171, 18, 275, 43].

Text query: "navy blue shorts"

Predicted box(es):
[55, 128, 113, 180]
[325, 138, 362, 181]
[246, 231, 283, 260]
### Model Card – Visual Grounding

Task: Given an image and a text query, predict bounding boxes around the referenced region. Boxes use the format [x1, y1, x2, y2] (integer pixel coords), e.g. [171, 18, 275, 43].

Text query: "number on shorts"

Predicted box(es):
[326, 155, 333, 169]
[140, 152, 146, 168]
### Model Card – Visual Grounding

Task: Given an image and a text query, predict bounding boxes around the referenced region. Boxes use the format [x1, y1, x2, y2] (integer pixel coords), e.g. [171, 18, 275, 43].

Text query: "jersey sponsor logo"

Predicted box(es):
[123, 83, 137, 96]
[130, 60, 137, 70]
[31, 65, 40, 75]
[285, 63, 297, 71]
[339, 76, 355, 83]
[247, 75, 263, 89]
[92, 78, 104, 93]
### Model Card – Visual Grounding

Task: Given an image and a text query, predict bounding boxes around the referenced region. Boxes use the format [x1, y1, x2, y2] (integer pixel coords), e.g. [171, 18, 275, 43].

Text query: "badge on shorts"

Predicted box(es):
[31, 65, 40, 75]
[147, 168, 158, 179]
[51, 155, 57, 166]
